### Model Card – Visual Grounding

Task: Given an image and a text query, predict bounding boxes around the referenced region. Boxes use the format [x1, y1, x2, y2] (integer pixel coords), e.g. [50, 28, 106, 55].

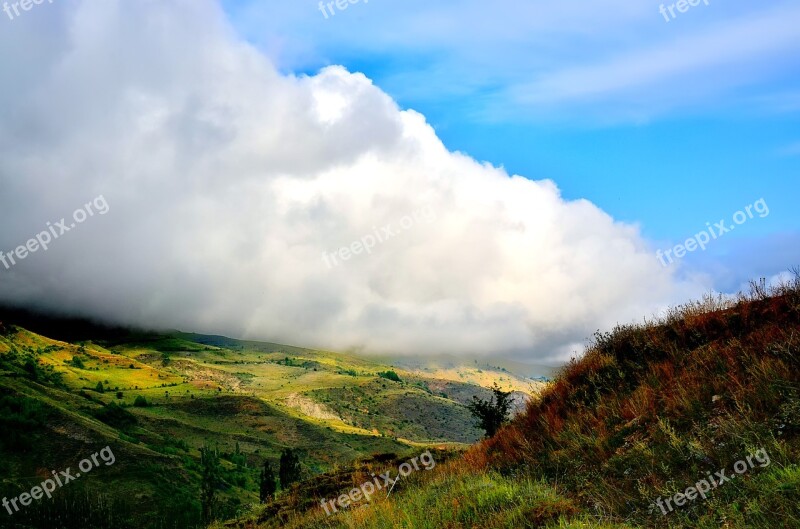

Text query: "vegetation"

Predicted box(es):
[260, 461, 277, 503]
[378, 370, 402, 383]
[470, 278, 800, 528]
[200, 445, 220, 524]
[0, 394, 49, 451]
[0, 314, 524, 528]
[279, 448, 302, 489]
[467, 382, 513, 438]
[238, 275, 800, 529]
[93, 401, 137, 431]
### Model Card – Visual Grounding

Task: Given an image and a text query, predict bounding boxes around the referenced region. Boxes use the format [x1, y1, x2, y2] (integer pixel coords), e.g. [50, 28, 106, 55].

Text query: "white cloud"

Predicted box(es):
[0, 0, 706, 362]
[505, 3, 800, 121]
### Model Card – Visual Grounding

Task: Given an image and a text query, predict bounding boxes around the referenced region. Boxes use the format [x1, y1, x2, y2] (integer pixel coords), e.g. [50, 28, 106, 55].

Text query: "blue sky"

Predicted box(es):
[222, 0, 800, 289]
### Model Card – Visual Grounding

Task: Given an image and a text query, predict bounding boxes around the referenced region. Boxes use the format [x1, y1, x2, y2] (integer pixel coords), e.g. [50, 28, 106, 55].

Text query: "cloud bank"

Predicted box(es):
[0, 0, 705, 362]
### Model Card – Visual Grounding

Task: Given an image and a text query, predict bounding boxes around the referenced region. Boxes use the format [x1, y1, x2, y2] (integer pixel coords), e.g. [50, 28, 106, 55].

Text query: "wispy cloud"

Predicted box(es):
[504, 4, 800, 121]
[778, 141, 800, 157]
[225, 0, 800, 124]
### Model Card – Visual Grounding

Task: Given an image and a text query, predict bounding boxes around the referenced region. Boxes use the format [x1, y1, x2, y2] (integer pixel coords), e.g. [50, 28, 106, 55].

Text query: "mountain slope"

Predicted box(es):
[248, 278, 800, 529]
[0, 315, 541, 528]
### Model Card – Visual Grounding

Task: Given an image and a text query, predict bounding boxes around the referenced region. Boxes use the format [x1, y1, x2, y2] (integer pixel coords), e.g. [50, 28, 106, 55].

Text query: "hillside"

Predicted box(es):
[241, 277, 800, 529]
[0, 314, 544, 528]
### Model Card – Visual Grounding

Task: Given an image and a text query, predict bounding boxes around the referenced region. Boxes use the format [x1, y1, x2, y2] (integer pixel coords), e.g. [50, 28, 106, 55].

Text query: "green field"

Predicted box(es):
[0, 315, 543, 528]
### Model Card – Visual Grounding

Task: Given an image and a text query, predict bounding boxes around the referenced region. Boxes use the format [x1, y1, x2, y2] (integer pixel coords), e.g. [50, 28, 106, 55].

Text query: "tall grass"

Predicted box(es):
[244, 274, 800, 528]
[475, 274, 800, 527]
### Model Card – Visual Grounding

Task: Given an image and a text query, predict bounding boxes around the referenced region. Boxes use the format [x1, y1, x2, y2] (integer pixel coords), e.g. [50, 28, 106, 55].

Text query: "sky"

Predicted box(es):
[0, 0, 798, 363]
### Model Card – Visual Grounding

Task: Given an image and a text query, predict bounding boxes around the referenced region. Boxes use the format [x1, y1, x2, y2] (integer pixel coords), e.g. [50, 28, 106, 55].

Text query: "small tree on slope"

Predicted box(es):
[467, 383, 513, 438]
[260, 461, 277, 503]
[279, 448, 301, 489]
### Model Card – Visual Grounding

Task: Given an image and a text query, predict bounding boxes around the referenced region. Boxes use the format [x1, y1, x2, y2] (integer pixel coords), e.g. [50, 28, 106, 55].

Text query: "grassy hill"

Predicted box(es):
[0, 314, 543, 528]
[239, 277, 800, 529]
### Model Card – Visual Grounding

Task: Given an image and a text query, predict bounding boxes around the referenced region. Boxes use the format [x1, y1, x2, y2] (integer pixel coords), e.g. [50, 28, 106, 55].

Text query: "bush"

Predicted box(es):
[94, 402, 137, 431]
[119, 432, 140, 444]
[378, 370, 402, 383]
[0, 395, 49, 451]
[23, 359, 40, 381]
[133, 396, 149, 407]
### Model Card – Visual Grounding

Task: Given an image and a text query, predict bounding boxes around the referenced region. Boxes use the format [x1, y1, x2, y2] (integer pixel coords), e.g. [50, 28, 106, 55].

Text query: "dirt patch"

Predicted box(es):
[284, 393, 341, 421]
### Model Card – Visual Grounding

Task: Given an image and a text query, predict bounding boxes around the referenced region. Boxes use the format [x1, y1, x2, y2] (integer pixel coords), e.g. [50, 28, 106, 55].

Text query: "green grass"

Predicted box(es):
[0, 319, 528, 528]
[244, 467, 632, 529]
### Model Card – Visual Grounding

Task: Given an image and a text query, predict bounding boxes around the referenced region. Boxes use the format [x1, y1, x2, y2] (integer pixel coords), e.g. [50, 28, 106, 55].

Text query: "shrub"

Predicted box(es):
[0, 395, 49, 451]
[378, 370, 402, 382]
[23, 359, 39, 381]
[94, 402, 137, 431]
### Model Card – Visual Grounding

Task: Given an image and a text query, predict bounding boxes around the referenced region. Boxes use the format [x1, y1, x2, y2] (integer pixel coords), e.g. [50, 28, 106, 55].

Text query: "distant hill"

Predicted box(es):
[0, 311, 542, 528]
[377, 353, 557, 388]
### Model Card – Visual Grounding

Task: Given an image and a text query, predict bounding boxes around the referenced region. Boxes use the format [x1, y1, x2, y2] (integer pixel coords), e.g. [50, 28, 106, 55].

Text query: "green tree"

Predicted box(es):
[467, 383, 513, 438]
[23, 359, 39, 381]
[278, 448, 301, 489]
[200, 445, 220, 524]
[133, 396, 148, 407]
[259, 461, 277, 503]
[378, 370, 401, 382]
[93, 402, 137, 431]
[95, 381, 105, 393]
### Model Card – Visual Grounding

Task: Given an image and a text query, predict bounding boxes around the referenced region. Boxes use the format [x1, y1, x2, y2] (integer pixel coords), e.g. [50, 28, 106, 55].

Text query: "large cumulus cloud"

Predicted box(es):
[0, 0, 705, 362]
